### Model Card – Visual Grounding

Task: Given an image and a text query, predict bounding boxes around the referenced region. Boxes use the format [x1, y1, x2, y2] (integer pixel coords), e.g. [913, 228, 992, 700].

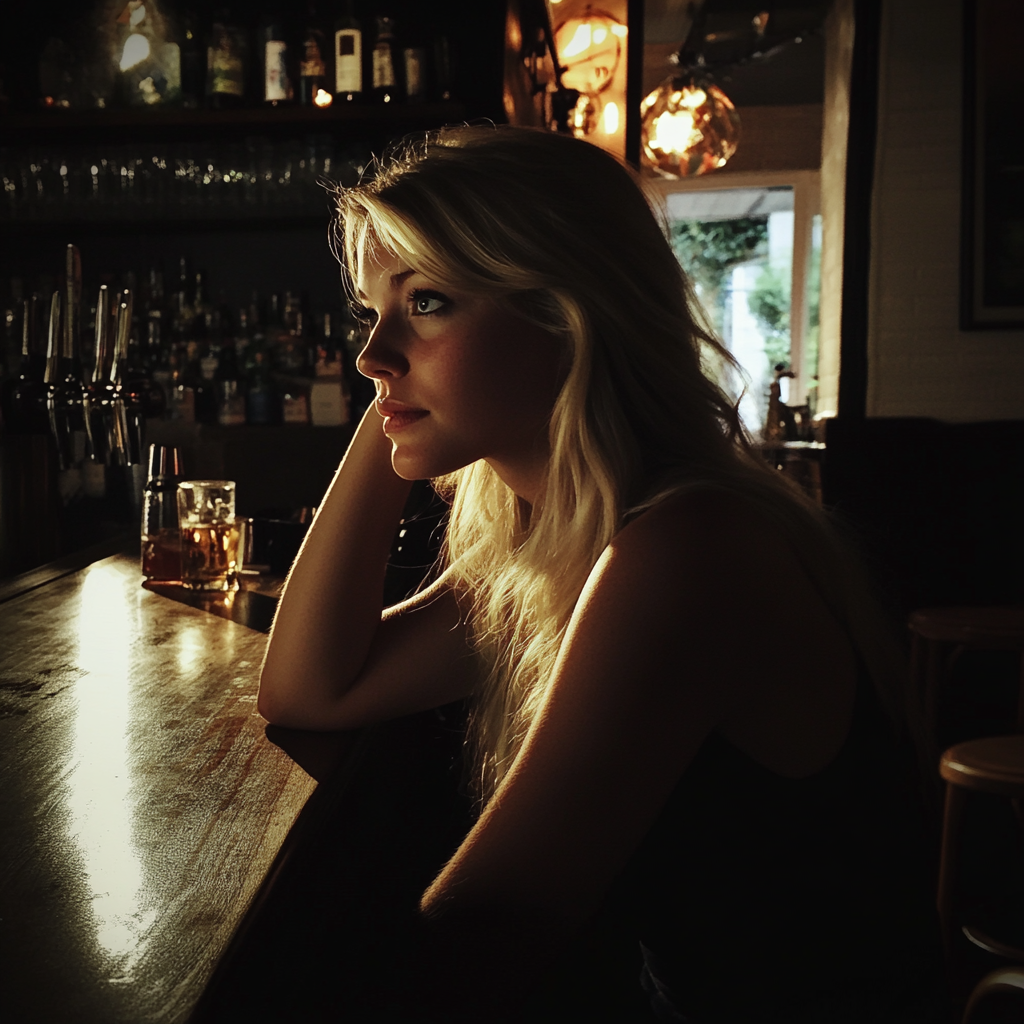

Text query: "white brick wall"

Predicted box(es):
[866, 0, 1024, 421]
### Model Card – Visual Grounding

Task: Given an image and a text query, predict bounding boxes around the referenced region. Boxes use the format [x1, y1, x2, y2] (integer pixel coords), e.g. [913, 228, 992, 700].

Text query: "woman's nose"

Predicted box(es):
[355, 318, 409, 381]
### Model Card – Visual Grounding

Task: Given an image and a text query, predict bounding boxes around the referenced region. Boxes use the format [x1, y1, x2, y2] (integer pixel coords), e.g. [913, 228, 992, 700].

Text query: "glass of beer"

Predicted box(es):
[176, 480, 242, 591]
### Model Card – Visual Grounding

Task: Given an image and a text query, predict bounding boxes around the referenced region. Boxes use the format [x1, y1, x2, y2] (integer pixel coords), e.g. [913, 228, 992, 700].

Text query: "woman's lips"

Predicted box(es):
[376, 399, 428, 433]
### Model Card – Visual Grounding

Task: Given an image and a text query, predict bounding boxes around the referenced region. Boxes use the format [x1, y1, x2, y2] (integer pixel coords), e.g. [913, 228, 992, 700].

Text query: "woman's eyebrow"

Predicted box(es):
[355, 268, 415, 303]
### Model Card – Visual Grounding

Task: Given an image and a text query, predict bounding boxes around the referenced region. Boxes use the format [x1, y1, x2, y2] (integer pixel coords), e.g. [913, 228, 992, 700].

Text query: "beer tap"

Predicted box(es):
[47, 244, 87, 474]
[83, 284, 120, 465]
[111, 289, 135, 465]
[2, 294, 51, 435]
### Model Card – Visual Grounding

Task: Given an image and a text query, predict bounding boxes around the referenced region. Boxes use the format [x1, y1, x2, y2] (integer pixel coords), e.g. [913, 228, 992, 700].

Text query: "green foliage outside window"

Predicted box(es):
[669, 218, 768, 337]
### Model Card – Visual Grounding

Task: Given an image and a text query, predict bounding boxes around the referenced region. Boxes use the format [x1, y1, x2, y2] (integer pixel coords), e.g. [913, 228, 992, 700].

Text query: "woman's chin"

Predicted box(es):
[390, 445, 468, 482]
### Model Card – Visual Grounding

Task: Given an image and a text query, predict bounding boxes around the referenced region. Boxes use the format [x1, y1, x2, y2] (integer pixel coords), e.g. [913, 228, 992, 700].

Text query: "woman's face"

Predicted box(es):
[354, 243, 566, 502]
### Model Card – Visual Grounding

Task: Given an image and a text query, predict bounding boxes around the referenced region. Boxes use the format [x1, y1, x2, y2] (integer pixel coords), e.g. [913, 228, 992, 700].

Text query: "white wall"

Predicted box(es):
[867, 0, 1024, 421]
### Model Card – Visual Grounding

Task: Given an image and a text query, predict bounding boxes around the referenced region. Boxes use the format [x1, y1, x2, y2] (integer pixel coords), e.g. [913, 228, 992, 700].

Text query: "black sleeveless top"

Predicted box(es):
[611, 669, 948, 1024]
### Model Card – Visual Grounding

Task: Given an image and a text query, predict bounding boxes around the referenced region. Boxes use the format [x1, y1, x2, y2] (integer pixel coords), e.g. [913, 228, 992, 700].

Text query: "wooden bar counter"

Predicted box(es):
[0, 546, 354, 1023]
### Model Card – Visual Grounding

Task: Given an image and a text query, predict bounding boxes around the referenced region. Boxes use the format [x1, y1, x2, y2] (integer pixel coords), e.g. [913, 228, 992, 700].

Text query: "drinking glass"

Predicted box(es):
[176, 480, 241, 591]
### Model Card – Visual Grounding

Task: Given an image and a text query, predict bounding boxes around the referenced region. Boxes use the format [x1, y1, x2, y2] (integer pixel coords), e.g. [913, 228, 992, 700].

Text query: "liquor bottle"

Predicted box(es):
[47, 245, 88, 478]
[216, 340, 246, 426]
[310, 312, 350, 427]
[434, 33, 454, 101]
[370, 16, 400, 104]
[299, 1, 329, 106]
[401, 20, 428, 104]
[281, 379, 310, 425]
[245, 348, 276, 424]
[141, 443, 184, 582]
[234, 307, 253, 367]
[179, 8, 205, 109]
[260, 3, 295, 105]
[186, 339, 218, 425]
[333, 0, 362, 101]
[206, 4, 248, 109]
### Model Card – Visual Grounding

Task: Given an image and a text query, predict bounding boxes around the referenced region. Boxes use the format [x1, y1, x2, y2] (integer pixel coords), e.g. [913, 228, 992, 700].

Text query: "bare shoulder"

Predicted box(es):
[599, 485, 793, 603]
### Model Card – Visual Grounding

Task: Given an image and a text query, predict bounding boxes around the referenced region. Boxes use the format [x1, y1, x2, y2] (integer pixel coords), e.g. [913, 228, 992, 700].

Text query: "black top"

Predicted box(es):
[613, 668, 948, 1024]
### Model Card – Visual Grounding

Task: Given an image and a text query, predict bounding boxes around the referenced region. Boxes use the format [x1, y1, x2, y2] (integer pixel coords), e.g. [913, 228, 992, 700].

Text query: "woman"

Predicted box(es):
[258, 125, 945, 1023]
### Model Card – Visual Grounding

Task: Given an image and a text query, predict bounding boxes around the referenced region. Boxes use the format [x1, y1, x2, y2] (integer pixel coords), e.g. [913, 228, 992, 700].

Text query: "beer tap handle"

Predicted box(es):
[43, 291, 61, 386]
[92, 285, 111, 384]
[64, 244, 81, 367]
[111, 291, 134, 464]
[84, 285, 114, 464]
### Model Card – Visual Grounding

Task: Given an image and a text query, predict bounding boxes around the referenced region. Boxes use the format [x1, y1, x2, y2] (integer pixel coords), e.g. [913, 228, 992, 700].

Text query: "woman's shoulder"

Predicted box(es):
[613, 479, 797, 573]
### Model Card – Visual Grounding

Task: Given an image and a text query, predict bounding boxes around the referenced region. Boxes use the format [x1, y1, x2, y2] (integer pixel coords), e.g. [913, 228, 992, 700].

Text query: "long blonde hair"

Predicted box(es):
[333, 125, 918, 804]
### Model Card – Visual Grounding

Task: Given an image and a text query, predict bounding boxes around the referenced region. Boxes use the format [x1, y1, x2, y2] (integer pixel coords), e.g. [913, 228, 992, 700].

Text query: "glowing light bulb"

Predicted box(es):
[602, 101, 619, 134]
[593, 27, 608, 45]
[562, 23, 592, 58]
[120, 33, 151, 72]
[314, 88, 333, 107]
[129, 4, 147, 28]
[640, 78, 740, 178]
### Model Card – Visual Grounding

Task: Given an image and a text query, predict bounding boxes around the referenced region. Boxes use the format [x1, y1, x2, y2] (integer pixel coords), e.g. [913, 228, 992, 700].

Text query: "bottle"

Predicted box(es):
[260, 3, 294, 105]
[245, 348, 276, 424]
[141, 443, 184, 582]
[188, 339, 218, 425]
[310, 312, 351, 427]
[179, 8, 204, 109]
[401, 19, 428, 104]
[205, 4, 248, 109]
[281, 381, 310, 425]
[370, 16, 400, 104]
[299, 1, 329, 106]
[216, 340, 246, 426]
[333, 1, 362, 101]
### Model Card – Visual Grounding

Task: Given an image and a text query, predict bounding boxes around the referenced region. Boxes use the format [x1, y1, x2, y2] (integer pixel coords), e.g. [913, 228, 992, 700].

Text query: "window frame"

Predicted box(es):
[645, 169, 823, 417]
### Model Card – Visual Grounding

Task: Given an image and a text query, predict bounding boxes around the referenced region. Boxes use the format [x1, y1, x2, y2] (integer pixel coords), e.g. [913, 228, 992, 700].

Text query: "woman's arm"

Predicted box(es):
[408, 491, 858, 1019]
[257, 407, 479, 731]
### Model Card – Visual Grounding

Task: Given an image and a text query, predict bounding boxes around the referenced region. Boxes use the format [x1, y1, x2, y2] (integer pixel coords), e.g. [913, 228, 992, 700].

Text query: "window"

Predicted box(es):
[648, 170, 822, 438]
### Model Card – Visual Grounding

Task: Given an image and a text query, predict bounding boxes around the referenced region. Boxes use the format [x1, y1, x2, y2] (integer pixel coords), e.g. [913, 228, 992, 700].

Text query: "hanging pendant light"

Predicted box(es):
[640, 74, 740, 178]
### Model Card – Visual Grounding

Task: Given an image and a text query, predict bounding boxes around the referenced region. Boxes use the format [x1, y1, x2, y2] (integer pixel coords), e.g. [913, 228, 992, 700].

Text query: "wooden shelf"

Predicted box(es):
[0, 101, 466, 140]
[0, 215, 333, 235]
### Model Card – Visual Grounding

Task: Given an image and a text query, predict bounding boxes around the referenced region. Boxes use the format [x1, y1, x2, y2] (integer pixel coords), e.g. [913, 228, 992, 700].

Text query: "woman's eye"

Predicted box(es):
[411, 291, 448, 316]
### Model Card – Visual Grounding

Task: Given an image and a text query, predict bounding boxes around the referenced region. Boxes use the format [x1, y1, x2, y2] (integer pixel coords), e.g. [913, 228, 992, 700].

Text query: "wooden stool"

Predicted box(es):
[909, 608, 1024, 736]
[938, 736, 1024, 963]
[962, 965, 1024, 1024]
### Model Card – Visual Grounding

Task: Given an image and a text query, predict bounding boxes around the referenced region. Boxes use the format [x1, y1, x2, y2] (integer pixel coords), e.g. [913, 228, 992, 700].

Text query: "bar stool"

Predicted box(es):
[909, 608, 1024, 736]
[962, 965, 1024, 1023]
[938, 736, 1024, 963]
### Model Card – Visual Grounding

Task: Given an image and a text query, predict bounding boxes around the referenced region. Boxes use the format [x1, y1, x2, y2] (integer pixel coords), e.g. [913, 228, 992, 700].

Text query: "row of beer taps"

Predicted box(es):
[37, 244, 145, 471]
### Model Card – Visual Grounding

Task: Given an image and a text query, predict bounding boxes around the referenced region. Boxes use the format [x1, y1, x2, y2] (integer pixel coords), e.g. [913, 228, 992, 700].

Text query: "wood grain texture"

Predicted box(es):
[0, 552, 322, 1023]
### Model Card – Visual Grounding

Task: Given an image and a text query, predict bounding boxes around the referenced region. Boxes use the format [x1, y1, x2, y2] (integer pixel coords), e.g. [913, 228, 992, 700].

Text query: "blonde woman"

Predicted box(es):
[258, 126, 945, 1023]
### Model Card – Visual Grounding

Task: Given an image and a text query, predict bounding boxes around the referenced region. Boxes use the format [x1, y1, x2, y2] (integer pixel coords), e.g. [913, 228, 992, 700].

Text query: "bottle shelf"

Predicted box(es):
[0, 101, 466, 140]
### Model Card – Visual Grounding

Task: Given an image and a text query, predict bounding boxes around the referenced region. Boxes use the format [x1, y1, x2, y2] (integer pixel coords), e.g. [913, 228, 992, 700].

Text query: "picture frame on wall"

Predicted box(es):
[960, 0, 1024, 329]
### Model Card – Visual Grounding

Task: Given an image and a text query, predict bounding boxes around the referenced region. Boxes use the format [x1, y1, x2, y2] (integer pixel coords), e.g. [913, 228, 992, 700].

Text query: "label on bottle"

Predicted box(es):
[282, 391, 310, 425]
[301, 37, 327, 78]
[208, 31, 244, 97]
[403, 47, 426, 100]
[310, 380, 349, 426]
[335, 29, 362, 93]
[265, 40, 291, 101]
[372, 44, 396, 89]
